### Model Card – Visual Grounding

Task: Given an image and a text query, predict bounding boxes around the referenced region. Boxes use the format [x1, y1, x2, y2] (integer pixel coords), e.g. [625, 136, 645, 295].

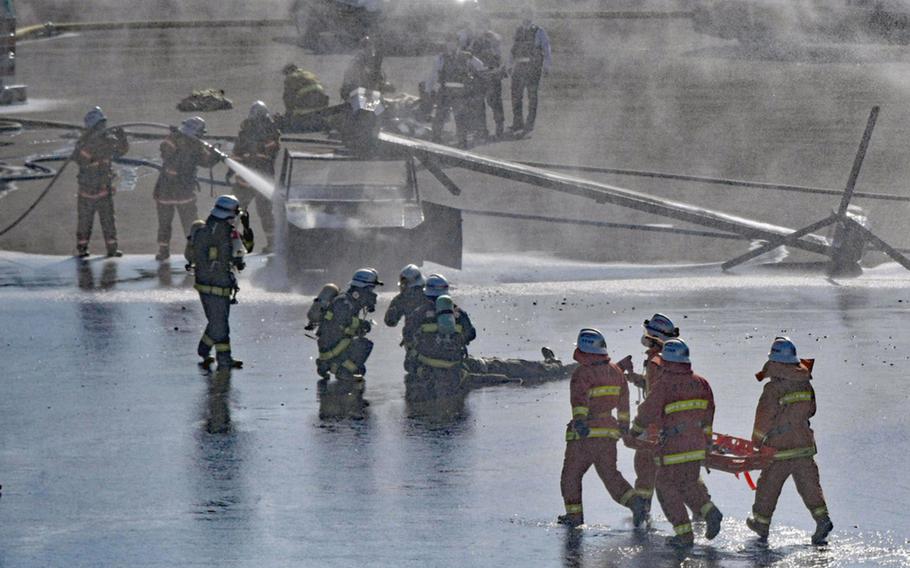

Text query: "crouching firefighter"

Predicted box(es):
[630, 339, 722, 547]
[315, 268, 383, 383]
[747, 337, 833, 545]
[558, 328, 648, 528]
[405, 294, 476, 402]
[385, 264, 427, 369]
[618, 313, 681, 526]
[185, 195, 254, 370]
[73, 106, 129, 258]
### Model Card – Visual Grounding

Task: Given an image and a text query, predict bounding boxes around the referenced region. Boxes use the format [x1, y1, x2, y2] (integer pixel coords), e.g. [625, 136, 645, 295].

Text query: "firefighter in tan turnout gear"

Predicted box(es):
[230, 101, 280, 253]
[747, 337, 833, 545]
[73, 106, 129, 258]
[185, 195, 254, 370]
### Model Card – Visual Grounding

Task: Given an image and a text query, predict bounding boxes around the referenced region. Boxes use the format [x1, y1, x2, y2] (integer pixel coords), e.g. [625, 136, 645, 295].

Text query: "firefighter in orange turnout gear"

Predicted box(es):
[747, 337, 833, 545]
[630, 339, 722, 547]
[558, 328, 648, 528]
[619, 313, 680, 526]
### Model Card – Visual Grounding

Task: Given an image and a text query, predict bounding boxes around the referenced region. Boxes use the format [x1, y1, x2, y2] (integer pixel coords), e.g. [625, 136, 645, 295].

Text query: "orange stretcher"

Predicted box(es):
[707, 433, 777, 490]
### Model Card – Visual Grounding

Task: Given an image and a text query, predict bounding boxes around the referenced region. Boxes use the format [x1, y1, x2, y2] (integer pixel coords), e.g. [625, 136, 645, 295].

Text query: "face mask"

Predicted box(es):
[362, 288, 378, 312]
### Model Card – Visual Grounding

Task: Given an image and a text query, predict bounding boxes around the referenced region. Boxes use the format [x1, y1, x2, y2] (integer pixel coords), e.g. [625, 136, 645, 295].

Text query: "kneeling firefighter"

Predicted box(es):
[630, 339, 722, 548]
[185, 194, 254, 370]
[406, 294, 476, 402]
[558, 328, 648, 528]
[385, 264, 427, 369]
[747, 337, 833, 545]
[315, 268, 383, 382]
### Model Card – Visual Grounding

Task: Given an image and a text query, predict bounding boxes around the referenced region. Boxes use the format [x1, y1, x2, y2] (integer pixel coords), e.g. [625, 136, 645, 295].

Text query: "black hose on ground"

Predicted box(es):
[0, 156, 71, 237]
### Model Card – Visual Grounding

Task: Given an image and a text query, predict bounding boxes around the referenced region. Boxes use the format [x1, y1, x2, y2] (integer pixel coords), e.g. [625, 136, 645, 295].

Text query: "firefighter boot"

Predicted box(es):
[155, 245, 170, 262]
[666, 534, 694, 549]
[76, 244, 90, 258]
[746, 516, 770, 540]
[541, 346, 557, 363]
[811, 515, 833, 545]
[106, 244, 123, 257]
[704, 505, 723, 540]
[629, 496, 649, 529]
[557, 513, 583, 528]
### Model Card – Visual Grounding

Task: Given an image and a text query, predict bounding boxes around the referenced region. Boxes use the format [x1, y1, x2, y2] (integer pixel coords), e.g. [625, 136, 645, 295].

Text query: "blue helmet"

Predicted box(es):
[768, 336, 799, 364]
[424, 273, 449, 298]
[84, 106, 107, 129]
[211, 194, 240, 219]
[576, 328, 608, 355]
[179, 116, 206, 138]
[350, 267, 383, 289]
[661, 339, 690, 363]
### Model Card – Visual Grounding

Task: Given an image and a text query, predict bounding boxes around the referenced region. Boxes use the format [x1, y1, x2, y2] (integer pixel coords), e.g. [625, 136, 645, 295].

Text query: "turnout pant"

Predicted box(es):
[234, 184, 274, 246]
[751, 457, 828, 527]
[432, 90, 471, 147]
[510, 65, 541, 130]
[318, 337, 374, 380]
[405, 366, 467, 403]
[561, 438, 637, 516]
[465, 356, 568, 383]
[483, 76, 505, 134]
[156, 200, 198, 251]
[634, 447, 658, 507]
[197, 292, 233, 367]
[655, 461, 717, 540]
[76, 194, 118, 251]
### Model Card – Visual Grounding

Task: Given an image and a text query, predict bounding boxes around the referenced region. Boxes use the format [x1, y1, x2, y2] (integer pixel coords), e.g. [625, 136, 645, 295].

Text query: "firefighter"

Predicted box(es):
[558, 328, 648, 528]
[73, 106, 129, 258]
[406, 294, 476, 402]
[630, 339, 722, 548]
[746, 337, 833, 545]
[340, 35, 388, 101]
[508, 16, 551, 133]
[315, 268, 383, 382]
[469, 24, 506, 138]
[230, 101, 280, 253]
[185, 195, 254, 370]
[153, 116, 225, 262]
[618, 313, 681, 526]
[282, 64, 330, 128]
[385, 264, 426, 331]
[429, 33, 486, 148]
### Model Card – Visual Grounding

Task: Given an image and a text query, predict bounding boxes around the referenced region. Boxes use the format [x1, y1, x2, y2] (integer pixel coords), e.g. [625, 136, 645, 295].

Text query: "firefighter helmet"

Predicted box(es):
[350, 267, 383, 288]
[768, 336, 799, 364]
[643, 313, 679, 342]
[282, 63, 300, 75]
[211, 194, 241, 220]
[576, 328, 608, 355]
[399, 264, 425, 289]
[179, 116, 207, 138]
[249, 100, 270, 120]
[660, 339, 691, 363]
[424, 273, 450, 298]
[84, 106, 107, 129]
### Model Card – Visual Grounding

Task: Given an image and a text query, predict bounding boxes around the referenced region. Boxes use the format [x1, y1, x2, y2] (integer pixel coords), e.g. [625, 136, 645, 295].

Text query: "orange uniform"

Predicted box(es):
[625, 346, 663, 506]
[632, 359, 720, 543]
[560, 349, 637, 522]
[749, 360, 829, 533]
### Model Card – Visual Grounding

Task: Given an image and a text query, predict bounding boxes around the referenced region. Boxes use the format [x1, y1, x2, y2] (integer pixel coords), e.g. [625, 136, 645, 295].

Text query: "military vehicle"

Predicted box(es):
[691, 0, 910, 45]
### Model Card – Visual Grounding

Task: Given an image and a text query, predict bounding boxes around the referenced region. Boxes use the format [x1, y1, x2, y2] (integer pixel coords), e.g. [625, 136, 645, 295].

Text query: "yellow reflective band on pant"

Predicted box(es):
[417, 354, 461, 369]
[636, 488, 654, 498]
[631, 422, 645, 434]
[319, 337, 352, 361]
[214, 342, 231, 352]
[564, 503, 583, 514]
[202, 334, 215, 347]
[779, 391, 813, 405]
[664, 399, 709, 414]
[619, 489, 637, 506]
[617, 411, 630, 421]
[752, 513, 771, 524]
[812, 506, 828, 518]
[342, 359, 358, 372]
[674, 523, 693, 535]
[420, 323, 464, 334]
[658, 449, 706, 466]
[344, 317, 362, 337]
[572, 406, 589, 417]
[566, 428, 620, 442]
[700, 502, 716, 517]
[194, 284, 234, 298]
[589, 385, 621, 397]
[773, 446, 817, 460]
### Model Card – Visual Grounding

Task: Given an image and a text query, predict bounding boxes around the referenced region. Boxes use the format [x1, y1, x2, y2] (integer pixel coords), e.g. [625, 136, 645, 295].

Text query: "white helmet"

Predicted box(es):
[643, 313, 679, 342]
[179, 116, 207, 138]
[350, 267, 383, 288]
[211, 194, 241, 220]
[661, 339, 691, 363]
[768, 336, 799, 364]
[84, 106, 107, 129]
[249, 100, 270, 120]
[424, 273, 449, 298]
[576, 328, 608, 355]
[399, 264, 425, 289]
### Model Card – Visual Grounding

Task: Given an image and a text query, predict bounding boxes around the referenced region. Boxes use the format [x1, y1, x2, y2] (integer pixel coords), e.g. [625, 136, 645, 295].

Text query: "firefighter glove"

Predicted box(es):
[617, 354, 634, 373]
[240, 209, 251, 230]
